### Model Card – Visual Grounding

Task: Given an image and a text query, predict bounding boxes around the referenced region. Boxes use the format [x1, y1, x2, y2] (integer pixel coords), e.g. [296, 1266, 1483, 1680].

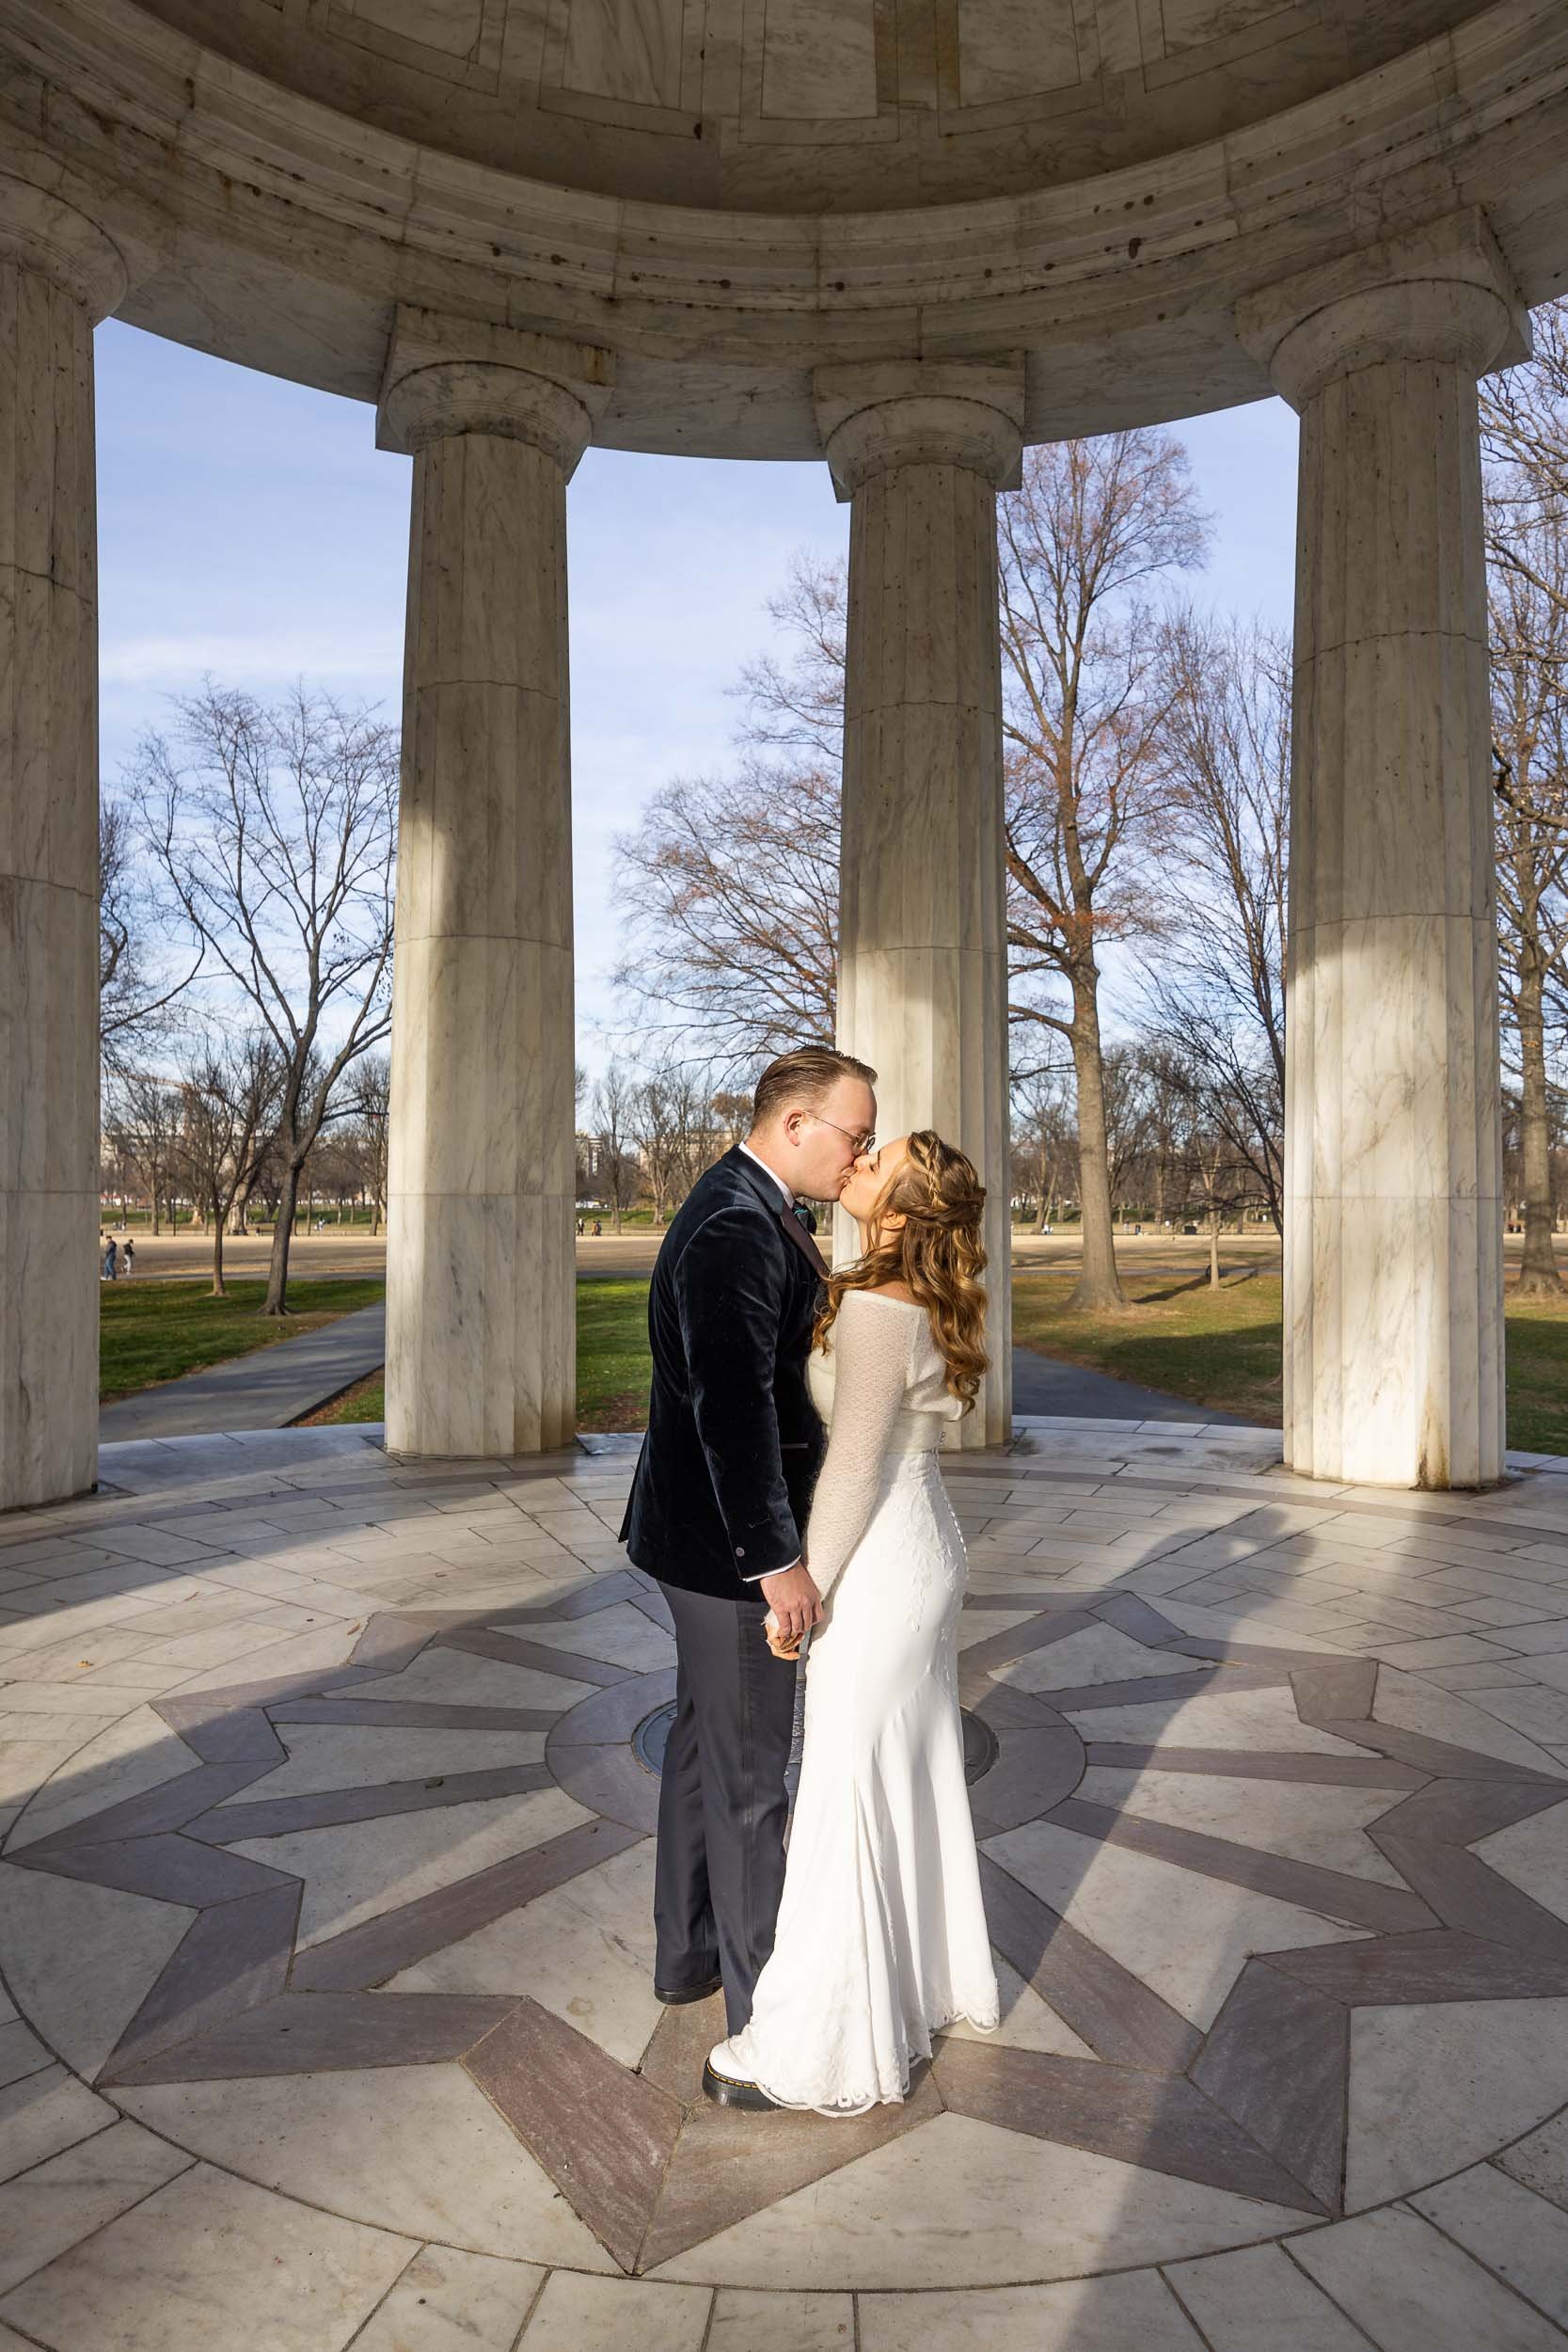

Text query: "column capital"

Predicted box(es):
[0, 173, 127, 322]
[1236, 207, 1530, 411]
[376, 308, 615, 475]
[813, 356, 1025, 501]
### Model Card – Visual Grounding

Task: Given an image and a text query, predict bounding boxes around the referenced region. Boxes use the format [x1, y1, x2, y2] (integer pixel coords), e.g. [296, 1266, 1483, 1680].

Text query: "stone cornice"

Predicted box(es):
[3, 0, 1567, 453]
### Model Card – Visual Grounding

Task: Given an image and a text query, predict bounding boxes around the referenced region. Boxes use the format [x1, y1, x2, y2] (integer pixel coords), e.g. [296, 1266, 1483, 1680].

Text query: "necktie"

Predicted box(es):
[791, 1201, 817, 1237]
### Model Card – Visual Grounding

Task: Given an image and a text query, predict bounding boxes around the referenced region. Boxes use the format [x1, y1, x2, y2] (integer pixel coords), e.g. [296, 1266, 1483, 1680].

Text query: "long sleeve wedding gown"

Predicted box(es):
[708, 1289, 999, 2114]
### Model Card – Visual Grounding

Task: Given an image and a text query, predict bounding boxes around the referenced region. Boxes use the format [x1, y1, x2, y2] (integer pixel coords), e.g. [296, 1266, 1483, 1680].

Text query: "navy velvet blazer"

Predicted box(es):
[619, 1146, 828, 1599]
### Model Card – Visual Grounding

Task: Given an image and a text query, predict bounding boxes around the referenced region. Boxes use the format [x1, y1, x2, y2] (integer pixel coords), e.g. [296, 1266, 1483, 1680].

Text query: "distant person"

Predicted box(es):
[101, 1236, 118, 1280]
[593, 1218, 602, 1238]
[122, 1237, 135, 1277]
[577, 1217, 585, 1237]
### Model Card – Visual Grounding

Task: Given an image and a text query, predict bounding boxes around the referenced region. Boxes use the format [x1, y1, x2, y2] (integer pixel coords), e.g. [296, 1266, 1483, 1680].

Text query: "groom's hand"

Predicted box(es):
[759, 1563, 821, 1648]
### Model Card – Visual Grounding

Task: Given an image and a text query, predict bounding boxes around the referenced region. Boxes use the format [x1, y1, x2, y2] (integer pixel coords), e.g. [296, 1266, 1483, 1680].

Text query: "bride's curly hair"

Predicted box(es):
[813, 1130, 990, 1410]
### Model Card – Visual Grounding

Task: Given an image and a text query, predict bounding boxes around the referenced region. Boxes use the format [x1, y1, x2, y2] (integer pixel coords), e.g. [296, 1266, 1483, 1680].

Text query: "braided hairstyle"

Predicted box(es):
[813, 1129, 990, 1409]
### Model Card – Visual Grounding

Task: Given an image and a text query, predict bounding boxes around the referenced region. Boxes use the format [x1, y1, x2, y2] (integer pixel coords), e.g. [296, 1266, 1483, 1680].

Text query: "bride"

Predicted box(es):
[704, 1129, 1000, 2115]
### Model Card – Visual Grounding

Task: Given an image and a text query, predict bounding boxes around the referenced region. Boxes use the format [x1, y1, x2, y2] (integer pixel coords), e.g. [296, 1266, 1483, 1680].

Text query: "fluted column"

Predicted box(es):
[378, 312, 611, 1457]
[816, 359, 1023, 1449]
[0, 180, 126, 1510]
[1239, 212, 1529, 1489]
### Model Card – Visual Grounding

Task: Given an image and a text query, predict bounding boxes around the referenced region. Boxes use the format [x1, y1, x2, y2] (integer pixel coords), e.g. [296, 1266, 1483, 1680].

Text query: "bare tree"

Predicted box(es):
[1491, 542, 1568, 1292]
[1481, 298, 1568, 624]
[132, 684, 398, 1314]
[104, 1070, 184, 1236]
[178, 1035, 284, 1295]
[1000, 433, 1211, 1310]
[614, 558, 844, 1069]
[1140, 612, 1291, 1234]
[349, 1053, 391, 1235]
[1011, 1068, 1075, 1232]
[99, 795, 199, 1082]
[629, 1062, 684, 1226]
[590, 1063, 641, 1232]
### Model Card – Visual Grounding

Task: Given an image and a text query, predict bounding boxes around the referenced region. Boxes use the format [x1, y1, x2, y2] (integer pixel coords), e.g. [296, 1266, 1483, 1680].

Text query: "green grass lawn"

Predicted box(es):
[1011, 1269, 1287, 1426]
[298, 1279, 655, 1431]
[1011, 1268, 1568, 1456]
[100, 1278, 387, 1403]
[141, 1261, 1568, 1461]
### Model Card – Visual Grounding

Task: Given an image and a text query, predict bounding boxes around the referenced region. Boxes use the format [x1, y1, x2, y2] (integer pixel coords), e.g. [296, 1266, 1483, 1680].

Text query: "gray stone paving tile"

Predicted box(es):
[192, 1758, 554, 1842]
[108, 1990, 517, 2085]
[645, 2077, 943, 2273]
[706, 2289, 854, 2350]
[860, 2273, 1208, 2350]
[100, 1879, 301, 2081]
[1414, 2163, 1568, 2329]
[1499, 2109, 1568, 2213]
[519, 2272, 712, 2350]
[0, 2158, 414, 2352]
[0, 2119, 194, 2298]
[1046, 1793, 1435, 1934]
[1164, 2243, 1372, 2349]
[290, 1816, 644, 1991]
[465, 1999, 683, 2274]
[0, 2019, 53, 2094]
[1270, 1929, 1568, 2003]
[1191, 1960, 1347, 2210]
[1290, 2202, 1568, 2352]
[976, 1853, 1202, 2073]
[0, 2067, 119, 2185]
[932, 2039, 1322, 2212]
[350, 2246, 545, 2349]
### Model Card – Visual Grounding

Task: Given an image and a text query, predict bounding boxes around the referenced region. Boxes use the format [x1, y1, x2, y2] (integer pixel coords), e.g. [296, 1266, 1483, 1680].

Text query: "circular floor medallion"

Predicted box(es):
[632, 1696, 998, 1785]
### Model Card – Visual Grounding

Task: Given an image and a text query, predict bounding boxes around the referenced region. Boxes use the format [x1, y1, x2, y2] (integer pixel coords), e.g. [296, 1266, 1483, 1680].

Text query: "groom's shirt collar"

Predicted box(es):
[737, 1140, 795, 1207]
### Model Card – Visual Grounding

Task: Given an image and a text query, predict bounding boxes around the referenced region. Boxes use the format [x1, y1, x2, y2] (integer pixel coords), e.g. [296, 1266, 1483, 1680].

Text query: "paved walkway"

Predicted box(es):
[1011, 1343, 1252, 1425]
[100, 1304, 387, 1442]
[103, 1303, 1237, 1442]
[3, 1421, 1568, 2347]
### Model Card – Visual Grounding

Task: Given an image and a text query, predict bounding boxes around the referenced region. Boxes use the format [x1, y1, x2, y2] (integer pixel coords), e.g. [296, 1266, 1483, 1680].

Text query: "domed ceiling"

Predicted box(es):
[131, 0, 1486, 213]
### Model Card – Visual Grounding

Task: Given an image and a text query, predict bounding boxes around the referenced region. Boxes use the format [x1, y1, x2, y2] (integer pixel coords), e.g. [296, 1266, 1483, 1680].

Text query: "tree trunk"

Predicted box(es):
[1209, 1219, 1221, 1290]
[263, 1160, 303, 1314]
[1516, 949, 1563, 1295]
[1068, 977, 1125, 1311]
[211, 1202, 227, 1299]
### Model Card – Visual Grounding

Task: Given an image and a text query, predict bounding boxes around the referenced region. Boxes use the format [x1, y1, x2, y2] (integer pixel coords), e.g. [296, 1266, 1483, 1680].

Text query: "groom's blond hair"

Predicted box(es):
[752, 1045, 877, 1129]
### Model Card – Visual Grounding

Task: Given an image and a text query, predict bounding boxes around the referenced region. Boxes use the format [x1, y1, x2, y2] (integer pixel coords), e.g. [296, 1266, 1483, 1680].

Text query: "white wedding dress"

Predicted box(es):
[709, 1289, 1000, 2114]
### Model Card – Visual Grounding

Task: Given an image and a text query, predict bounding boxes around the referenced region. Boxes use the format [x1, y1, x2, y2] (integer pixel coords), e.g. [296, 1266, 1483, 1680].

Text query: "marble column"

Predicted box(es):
[377, 313, 611, 1458]
[0, 181, 125, 1511]
[816, 359, 1023, 1449]
[1238, 212, 1529, 1489]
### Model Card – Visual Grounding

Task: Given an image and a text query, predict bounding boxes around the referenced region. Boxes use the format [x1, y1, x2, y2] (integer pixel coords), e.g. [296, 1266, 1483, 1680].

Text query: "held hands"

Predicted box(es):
[760, 1562, 822, 1658]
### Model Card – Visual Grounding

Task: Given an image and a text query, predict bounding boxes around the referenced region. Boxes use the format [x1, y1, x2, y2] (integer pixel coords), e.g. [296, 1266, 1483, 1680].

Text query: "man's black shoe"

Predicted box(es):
[654, 1977, 723, 2007]
[702, 2058, 781, 2111]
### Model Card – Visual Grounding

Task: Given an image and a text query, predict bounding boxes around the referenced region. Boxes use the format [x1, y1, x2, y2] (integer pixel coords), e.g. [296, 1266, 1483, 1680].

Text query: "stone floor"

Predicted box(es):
[3, 1419, 1568, 2350]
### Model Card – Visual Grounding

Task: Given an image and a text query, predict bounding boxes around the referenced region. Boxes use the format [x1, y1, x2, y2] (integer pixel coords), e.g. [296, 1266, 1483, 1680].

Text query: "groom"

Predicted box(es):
[620, 1044, 878, 2041]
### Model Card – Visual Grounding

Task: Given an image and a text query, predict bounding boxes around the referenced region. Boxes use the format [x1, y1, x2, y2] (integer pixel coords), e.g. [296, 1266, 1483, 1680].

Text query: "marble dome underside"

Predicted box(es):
[130, 0, 1494, 212]
[6, 0, 1568, 453]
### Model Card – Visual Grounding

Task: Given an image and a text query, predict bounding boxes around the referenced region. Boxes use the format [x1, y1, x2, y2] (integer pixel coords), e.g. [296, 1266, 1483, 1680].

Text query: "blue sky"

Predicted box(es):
[96, 320, 1299, 1078]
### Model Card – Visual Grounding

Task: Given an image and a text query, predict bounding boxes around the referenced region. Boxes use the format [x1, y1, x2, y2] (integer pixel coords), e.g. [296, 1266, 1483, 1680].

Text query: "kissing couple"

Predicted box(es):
[620, 1044, 1000, 2115]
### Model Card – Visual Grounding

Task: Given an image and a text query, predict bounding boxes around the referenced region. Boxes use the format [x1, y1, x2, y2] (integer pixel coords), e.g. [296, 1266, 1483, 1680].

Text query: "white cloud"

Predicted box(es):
[100, 631, 404, 687]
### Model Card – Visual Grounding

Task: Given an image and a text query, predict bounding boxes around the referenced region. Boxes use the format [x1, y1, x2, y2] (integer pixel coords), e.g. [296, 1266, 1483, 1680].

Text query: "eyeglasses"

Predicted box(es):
[807, 1114, 877, 1157]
